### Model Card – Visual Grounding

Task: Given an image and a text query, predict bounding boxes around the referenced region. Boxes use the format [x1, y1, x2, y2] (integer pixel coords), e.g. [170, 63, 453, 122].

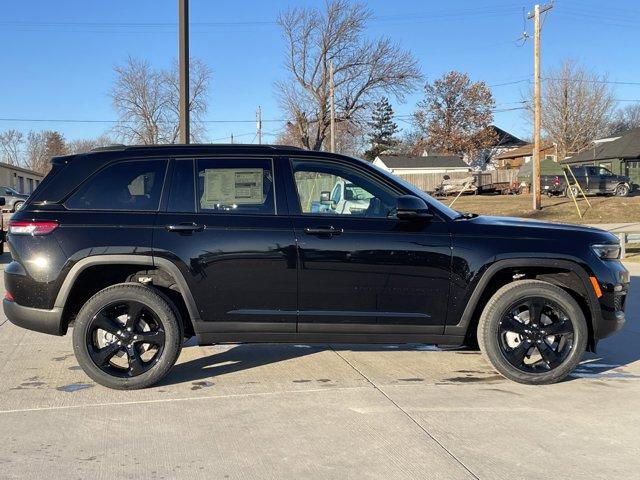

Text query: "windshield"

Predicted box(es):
[366, 160, 460, 220]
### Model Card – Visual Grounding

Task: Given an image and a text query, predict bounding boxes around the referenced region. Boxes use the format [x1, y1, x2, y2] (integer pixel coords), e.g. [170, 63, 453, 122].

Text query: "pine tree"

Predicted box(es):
[364, 97, 399, 161]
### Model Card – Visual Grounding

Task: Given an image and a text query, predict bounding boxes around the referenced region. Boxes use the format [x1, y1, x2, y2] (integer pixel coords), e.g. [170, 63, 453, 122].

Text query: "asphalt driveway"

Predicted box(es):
[0, 254, 638, 479]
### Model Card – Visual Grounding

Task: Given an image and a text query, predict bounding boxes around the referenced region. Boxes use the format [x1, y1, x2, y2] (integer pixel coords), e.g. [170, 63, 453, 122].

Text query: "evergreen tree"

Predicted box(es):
[364, 97, 399, 160]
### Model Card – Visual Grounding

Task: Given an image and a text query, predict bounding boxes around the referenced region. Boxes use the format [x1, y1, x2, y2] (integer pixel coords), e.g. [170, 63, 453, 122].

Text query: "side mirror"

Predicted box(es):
[443, 175, 451, 180]
[396, 195, 433, 221]
[320, 191, 331, 204]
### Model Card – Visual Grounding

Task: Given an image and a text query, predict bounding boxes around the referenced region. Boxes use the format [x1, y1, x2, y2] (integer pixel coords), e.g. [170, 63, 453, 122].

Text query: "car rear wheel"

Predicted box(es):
[565, 185, 579, 198]
[478, 280, 587, 385]
[615, 183, 630, 197]
[72, 283, 183, 390]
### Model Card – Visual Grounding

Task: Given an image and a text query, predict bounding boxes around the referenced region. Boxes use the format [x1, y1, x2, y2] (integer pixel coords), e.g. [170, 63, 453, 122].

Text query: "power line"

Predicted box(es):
[0, 117, 288, 124]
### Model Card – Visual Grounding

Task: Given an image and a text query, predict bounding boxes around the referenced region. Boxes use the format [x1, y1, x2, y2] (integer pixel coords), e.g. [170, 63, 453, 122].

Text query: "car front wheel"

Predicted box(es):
[72, 283, 183, 390]
[478, 280, 587, 385]
[615, 183, 630, 197]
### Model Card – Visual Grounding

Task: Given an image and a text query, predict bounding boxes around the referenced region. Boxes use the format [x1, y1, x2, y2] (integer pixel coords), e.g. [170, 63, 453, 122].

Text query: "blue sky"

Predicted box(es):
[1, 0, 639, 145]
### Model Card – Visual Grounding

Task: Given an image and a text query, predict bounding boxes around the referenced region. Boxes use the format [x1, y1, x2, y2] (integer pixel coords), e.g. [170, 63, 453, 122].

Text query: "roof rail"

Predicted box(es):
[90, 144, 127, 152]
[88, 143, 308, 152]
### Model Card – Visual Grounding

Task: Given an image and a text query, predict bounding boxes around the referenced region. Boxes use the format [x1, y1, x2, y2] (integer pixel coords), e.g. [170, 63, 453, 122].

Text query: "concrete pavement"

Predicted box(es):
[0, 255, 638, 479]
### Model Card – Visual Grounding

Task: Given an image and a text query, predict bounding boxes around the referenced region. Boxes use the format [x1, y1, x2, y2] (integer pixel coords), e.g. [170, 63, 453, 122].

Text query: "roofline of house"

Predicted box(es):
[0, 161, 45, 177]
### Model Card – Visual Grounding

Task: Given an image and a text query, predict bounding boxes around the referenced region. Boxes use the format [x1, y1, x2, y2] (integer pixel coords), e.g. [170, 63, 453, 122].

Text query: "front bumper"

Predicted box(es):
[595, 288, 628, 339]
[3, 299, 65, 336]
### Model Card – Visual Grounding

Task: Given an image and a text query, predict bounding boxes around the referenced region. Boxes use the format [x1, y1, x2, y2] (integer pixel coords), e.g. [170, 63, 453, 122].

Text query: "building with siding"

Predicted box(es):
[494, 143, 556, 169]
[561, 127, 640, 189]
[0, 163, 44, 194]
[373, 152, 470, 175]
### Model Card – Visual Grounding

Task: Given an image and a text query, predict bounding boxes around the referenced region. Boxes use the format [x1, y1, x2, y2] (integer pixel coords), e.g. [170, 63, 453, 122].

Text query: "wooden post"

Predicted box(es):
[178, 0, 190, 144]
[532, 4, 541, 210]
[329, 61, 336, 153]
[528, 3, 552, 211]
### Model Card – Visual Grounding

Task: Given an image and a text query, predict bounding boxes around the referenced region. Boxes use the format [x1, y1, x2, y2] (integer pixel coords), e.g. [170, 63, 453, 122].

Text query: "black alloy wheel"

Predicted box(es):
[478, 280, 588, 384]
[87, 300, 166, 378]
[498, 297, 574, 373]
[73, 283, 183, 389]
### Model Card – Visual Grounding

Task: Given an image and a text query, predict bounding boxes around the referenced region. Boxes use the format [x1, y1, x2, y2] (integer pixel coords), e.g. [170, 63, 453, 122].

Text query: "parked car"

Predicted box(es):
[1, 186, 29, 212]
[3, 145, 629, 389]
[541, 166, 632, 197]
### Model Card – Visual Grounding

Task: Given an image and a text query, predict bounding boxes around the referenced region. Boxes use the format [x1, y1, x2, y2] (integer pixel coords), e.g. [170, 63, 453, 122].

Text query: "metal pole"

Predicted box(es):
[532, 4, 541, 210]
[179, 0, 190, 144]
[329, 61, 336, 153]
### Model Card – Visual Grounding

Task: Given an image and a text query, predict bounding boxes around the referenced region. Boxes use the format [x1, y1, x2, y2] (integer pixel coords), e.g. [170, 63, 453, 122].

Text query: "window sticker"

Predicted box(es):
[201, 168, 264, 208]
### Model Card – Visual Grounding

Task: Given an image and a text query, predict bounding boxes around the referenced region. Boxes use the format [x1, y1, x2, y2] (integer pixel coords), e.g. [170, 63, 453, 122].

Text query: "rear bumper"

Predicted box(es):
[3, 299, 65, 336]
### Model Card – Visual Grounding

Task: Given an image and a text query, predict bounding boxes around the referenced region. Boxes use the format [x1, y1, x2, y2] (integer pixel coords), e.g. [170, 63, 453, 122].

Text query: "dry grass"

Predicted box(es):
[439, 193, 640, 225]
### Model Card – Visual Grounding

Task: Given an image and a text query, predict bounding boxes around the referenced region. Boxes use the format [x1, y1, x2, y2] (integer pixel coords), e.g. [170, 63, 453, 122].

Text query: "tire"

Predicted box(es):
[477, 280, 588, 385]
[12, 201, 23, 212]
[0, 240, 4, 255]
[72, 283, 183, 390]
[565, 186, 579, 198]
[615, 183, 630, 197]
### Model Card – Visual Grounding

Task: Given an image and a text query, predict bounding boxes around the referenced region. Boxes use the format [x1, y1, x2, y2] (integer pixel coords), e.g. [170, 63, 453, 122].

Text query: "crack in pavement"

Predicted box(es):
[329, 345, 481, 480]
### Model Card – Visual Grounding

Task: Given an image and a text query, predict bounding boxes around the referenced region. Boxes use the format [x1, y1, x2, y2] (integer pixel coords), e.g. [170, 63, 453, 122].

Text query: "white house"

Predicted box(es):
[373, 151, 470, 175]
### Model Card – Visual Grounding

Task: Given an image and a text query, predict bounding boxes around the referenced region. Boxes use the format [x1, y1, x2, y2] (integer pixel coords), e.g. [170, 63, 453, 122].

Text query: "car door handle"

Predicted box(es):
[304, 226, 343, 236]
[165, 223, 205, 233]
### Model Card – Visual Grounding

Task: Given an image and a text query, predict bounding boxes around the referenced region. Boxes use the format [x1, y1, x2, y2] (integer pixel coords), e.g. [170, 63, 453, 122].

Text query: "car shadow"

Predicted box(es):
[158, 342, 471, 387]
[160, 270, 638, 387]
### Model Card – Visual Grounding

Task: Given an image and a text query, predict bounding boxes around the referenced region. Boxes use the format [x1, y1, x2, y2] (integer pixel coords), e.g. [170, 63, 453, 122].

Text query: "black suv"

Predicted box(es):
[3, 145, 629, 389]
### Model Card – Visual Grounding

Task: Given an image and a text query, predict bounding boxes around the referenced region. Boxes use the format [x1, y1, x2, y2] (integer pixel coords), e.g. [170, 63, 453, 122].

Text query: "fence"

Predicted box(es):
[395, 170, 520, 193]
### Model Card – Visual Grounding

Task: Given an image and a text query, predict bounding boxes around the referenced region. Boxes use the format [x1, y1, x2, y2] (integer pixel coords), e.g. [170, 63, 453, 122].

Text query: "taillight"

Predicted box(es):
[8, 220, 59, 236]
[4, 291, 14, 302]
[553, 176, 561, 185]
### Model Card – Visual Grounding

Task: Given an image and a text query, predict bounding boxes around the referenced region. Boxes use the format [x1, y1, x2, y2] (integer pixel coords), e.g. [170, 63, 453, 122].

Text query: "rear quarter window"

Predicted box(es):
[65, 159, 167, 211]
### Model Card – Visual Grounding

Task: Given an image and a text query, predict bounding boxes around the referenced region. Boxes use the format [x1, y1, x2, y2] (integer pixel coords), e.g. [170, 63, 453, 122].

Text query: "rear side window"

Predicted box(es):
[196, 158, 275, 215]
[66, 159, 167, 211]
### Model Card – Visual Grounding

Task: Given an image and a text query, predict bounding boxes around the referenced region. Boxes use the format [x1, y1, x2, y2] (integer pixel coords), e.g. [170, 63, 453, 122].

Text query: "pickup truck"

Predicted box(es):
[541, 166, 632, 197]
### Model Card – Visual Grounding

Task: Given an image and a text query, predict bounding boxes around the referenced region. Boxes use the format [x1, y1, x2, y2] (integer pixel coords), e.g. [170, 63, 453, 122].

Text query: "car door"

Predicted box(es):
[153, 156, 298, 336]
[284, 157, 451, 336]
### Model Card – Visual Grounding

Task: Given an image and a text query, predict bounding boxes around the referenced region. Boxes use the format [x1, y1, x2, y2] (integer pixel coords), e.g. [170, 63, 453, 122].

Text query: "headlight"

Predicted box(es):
[591, 244, 621, 260]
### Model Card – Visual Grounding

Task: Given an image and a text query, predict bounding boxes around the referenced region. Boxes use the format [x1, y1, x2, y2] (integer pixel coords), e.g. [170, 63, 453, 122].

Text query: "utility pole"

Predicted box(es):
[230, 133, 234, 144]
[329, 60, 336, 153]
[178, 0, 190, 144]
[528, 2, 553, 210]
[256, 106, 262, 145]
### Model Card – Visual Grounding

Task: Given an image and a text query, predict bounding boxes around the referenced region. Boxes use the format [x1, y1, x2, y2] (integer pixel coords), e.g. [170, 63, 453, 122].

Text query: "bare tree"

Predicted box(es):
[276, 119, 365, 157]
[608, 103, 640, 136]
[276, 0, 421, 151]
[529, 59, 615, 159]
[110, 56, 211, 144]
[25, 131, 66, 174]
[0, 129, 24, 165]
[163, 59, 211, 143]
[413, 71, 497, 158]
[67, 134, 115, 154]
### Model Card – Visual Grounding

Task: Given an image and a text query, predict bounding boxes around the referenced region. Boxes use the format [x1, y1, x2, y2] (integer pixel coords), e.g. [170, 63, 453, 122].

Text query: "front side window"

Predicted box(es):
[66, 159, 167, 211]
[196, 158, 275, 215]
[292, 159, 397, 217]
